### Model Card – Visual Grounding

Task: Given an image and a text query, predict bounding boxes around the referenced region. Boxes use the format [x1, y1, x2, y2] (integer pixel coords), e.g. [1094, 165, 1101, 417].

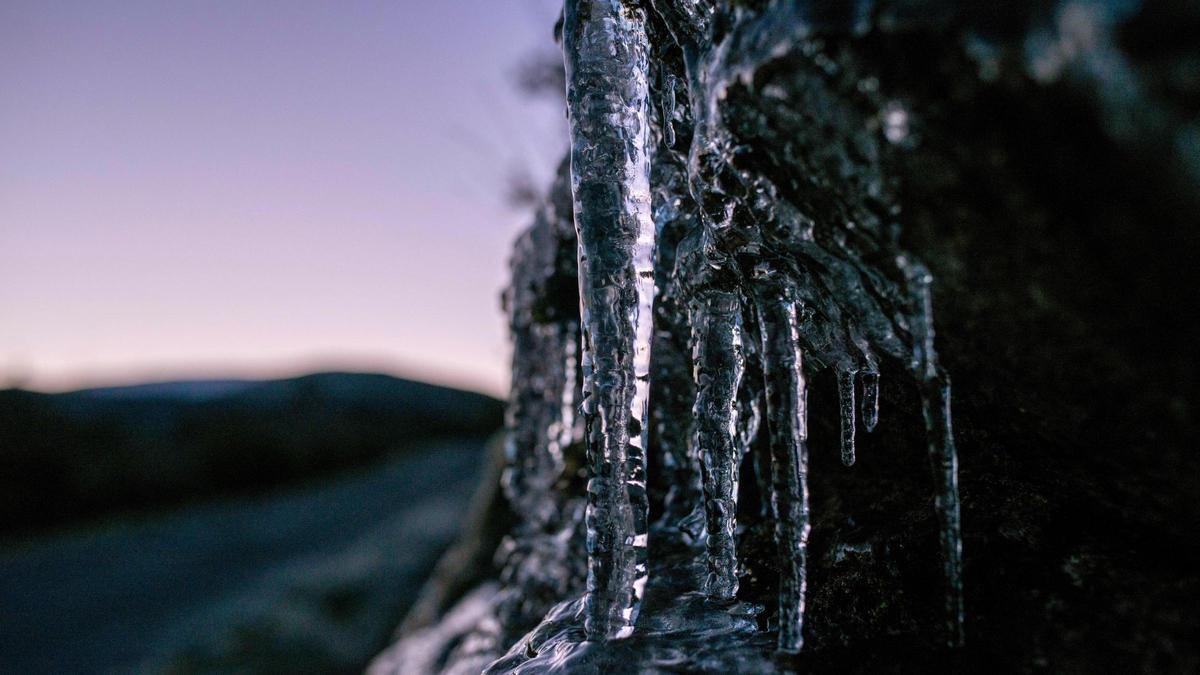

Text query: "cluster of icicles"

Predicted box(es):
[440, 5, 969, 672]
[544, 0, 965, 654]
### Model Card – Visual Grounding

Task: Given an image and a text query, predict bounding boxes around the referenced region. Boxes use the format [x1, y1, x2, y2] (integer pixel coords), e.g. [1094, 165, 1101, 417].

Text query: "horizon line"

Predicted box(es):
[1, 356, 509, 400]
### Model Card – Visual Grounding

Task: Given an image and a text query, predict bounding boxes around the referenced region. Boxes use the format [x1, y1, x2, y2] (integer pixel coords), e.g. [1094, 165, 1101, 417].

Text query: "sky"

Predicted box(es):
[0, 0, 567, 397]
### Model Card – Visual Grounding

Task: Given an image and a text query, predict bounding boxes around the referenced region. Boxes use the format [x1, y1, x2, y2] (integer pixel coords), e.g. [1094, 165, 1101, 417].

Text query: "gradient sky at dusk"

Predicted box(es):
[0, 0, 566, 396]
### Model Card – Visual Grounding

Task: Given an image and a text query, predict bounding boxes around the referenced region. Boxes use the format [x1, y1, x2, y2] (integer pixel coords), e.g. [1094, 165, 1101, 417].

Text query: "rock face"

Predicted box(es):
[371, 1, 1200, 672]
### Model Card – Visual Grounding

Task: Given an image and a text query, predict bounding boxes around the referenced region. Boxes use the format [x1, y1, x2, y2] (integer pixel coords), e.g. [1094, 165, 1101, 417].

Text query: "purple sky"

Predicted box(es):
[0, 0, 566, 396]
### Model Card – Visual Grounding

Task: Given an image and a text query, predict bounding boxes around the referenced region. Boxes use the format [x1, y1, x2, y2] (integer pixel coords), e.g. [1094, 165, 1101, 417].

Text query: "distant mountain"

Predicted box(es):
[0, 372, 504, 537]
[77, 379, 259, 401]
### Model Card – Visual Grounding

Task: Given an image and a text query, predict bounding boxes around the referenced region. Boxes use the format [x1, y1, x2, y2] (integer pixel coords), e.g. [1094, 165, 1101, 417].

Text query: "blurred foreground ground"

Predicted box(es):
[0, 375, 499, 674]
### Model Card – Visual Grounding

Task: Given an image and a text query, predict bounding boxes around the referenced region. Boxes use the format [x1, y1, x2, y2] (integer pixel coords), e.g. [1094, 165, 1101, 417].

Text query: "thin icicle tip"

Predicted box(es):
[861, 371, 880, 432]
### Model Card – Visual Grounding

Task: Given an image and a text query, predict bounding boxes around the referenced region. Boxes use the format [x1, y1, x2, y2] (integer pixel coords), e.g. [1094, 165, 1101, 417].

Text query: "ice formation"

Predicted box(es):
[558, 0, 962, 652]
[372, 1, 967, 671]
[562, 0, 656, 641]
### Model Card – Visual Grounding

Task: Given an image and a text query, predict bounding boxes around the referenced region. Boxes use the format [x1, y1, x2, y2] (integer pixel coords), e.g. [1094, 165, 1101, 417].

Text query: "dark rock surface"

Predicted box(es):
[373, 1, 1200, 672]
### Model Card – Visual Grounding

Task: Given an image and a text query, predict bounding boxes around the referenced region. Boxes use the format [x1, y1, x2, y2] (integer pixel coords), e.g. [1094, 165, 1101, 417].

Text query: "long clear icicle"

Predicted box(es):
[753, 280, 811, 654]
[691, 290, 744, 600]
[562, 0, 656, 642]
[502, 208, 576, 527]
[908, 264, 965, 646]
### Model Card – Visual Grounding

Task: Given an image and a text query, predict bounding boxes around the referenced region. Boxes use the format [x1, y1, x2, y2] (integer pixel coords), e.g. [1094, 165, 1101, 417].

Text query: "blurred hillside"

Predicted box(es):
[0, 372, 503, 537]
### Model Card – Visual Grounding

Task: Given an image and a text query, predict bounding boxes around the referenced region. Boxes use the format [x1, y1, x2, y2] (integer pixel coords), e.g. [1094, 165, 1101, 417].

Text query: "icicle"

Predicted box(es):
[837, 366, 858, 466]
[691, 290, 744, 599]
[922, 373, 965, 647]
[503, 322, 577, 525]
[501, 184, 578, 528]
[861, 370, 879, 432]
[649, 193, 703, 530]
[737, 347, 772, 520]
[752, 280, 811, 654]
[662, 73, 677, 148]
[488, 161, 594, 650]
[906, 262, 965, 647]
[563, 0, 656, 642]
